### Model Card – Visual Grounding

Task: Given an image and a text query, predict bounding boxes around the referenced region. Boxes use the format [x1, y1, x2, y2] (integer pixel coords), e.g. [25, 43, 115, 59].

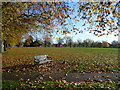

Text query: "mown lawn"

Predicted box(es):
[2, 47, 119, 89]
[2, 47, 119, 72]
[2, 80, 119, 89]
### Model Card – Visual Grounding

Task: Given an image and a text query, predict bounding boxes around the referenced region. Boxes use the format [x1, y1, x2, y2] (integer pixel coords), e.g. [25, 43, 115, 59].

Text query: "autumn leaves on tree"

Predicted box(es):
[2, 2, 119, 51]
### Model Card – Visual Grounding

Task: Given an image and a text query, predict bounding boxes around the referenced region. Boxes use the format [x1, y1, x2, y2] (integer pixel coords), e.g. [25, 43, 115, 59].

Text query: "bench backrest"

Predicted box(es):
[35, 55, 48, 61]
[34, 55, 52, 64]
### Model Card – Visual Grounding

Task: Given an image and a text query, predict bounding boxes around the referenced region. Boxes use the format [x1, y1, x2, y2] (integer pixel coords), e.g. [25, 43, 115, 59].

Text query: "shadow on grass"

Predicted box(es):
[2, 64, 39, 72]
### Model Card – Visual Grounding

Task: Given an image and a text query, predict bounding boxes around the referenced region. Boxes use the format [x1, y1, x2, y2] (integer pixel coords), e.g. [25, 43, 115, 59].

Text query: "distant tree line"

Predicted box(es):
[16, 35, 120, 48]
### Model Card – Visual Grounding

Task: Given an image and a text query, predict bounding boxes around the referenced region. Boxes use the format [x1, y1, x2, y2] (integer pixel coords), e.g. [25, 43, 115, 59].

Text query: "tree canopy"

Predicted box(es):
[2, 1, 119, 50]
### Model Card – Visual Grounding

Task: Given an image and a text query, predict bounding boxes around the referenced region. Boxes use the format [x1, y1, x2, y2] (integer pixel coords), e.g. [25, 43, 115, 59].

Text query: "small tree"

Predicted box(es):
[102, 41, 110, 47]
[16, 41, 23, 47]
[33, 39, 43, 47]
[111, 40, 118, 47]
[24, 35, 34, 47]
[73, 42, 78, 47]
[64, 36, 73, 47]
[57, 38, 64, 47]
[92, 41, 99, 47]
[77, 39, 82, 47]
[83, 39, 93, 47]
[43, 38, 52, 47]
[68, 38, 73, 47]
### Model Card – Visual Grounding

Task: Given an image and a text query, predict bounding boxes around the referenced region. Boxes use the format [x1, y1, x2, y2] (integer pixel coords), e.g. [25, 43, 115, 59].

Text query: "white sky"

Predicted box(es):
[48, 31, 118, 44]
[72, 31, 118, 44]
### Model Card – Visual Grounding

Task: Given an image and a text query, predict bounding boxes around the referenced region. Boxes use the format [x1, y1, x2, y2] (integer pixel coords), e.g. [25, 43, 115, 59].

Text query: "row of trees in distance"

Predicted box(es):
[16, 35, 119, 48]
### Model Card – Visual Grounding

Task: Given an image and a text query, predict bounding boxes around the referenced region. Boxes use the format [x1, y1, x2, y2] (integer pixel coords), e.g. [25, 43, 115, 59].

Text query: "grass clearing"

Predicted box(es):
[2, 47, 119, 89]
[2, 47, 119, 72]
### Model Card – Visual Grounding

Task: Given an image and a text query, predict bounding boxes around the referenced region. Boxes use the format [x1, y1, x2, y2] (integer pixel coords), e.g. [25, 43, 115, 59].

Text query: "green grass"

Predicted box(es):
[2, 80, 119, 89]
[2, 47, 119, 89]
[2, 47, 119, 72]
[2, 80, 20, 89]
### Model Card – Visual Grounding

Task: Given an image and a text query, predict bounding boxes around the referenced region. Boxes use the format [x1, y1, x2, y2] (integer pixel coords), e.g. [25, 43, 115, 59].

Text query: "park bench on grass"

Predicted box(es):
[34, 55, 52, 64]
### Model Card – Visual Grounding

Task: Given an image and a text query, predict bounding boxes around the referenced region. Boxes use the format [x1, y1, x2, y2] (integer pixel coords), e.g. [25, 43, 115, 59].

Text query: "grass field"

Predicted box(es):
[2, 47, 119, 72]
[2, 47, 119, 89]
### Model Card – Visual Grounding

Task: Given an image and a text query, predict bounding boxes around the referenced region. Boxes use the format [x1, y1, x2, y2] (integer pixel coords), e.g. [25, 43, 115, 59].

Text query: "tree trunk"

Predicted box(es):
[3, 40, 7, 51]
[0, 40, 2, 53]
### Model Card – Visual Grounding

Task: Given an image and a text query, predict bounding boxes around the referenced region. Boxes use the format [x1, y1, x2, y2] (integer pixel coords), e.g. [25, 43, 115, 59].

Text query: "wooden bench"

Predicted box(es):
[34, 55, 52, 64]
